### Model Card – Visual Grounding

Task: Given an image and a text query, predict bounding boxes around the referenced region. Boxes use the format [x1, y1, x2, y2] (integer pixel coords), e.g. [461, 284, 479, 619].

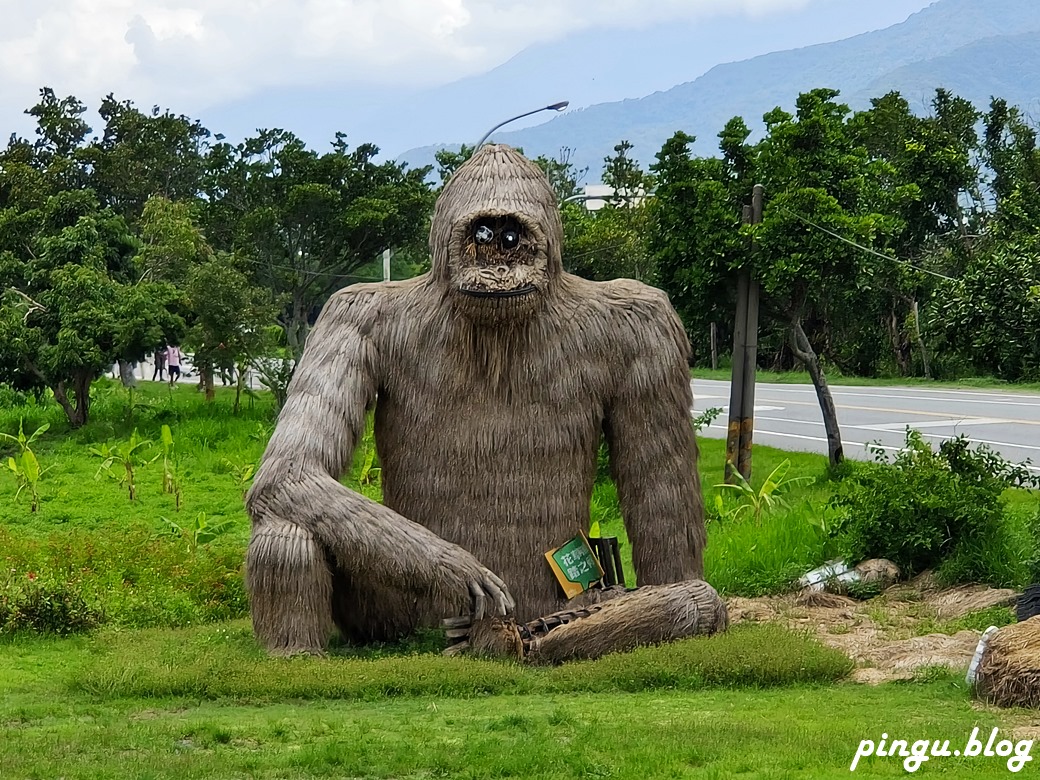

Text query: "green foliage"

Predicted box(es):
[221, 458, 255, 499]
[0, 419, 50, 512]
[916, 606, 1017, 637]
[201, 130, 435, 356]
[163, 511, 234, 554]
[90, 429, 157, 501]
[706, 501, 834, 596]
[357, 429, 381, 486]
[76, 621, 851, 702]
[0, 525, 247, 631]
[692, 406, 723, 432]
[829, 429, 1038, 585]
[564, 141, 655, 283]
[0, 570, 103, 636]
[0, 189, 184, 426]
[713, 459, 813, 524]
[159, 424, 183, 509]
[931, 238, 1040, 381]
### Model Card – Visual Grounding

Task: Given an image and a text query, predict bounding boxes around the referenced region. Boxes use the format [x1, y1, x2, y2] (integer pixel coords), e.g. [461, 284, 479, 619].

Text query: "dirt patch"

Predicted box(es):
[727, 572, 1019, 684]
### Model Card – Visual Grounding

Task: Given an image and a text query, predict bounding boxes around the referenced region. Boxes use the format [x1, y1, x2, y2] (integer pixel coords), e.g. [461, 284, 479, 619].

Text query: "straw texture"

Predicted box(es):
[974, 616, 1040, 708]
[245, 144, 710, 655]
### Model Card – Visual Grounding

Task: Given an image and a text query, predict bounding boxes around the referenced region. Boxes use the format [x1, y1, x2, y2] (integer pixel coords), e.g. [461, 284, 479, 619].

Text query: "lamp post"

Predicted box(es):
[475, 101, 570, 149]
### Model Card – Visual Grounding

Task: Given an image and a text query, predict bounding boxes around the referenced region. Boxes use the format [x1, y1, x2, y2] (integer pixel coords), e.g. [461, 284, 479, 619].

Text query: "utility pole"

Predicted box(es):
[382, 248, 391, 282]
[725, 184, 763, 483]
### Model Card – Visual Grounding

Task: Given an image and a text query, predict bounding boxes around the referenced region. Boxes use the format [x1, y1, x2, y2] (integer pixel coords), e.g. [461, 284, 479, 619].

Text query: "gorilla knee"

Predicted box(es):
[246, 521, 333, 655]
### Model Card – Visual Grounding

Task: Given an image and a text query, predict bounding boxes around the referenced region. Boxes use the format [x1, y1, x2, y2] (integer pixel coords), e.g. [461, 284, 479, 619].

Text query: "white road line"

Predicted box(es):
[747, 386, 1040, 409]
[699, 427, 1040, 471]
[853, 418, 1013, 432]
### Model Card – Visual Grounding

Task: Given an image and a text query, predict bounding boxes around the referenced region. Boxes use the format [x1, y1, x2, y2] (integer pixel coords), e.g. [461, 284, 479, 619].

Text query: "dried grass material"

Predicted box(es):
[246, 143, 709, 655]
[467, 617, 525, 660]
[526, 581, 728, 665]
[853, 558, 900, 589]
[796, 591, 855, 609]
[927, 585, 1018, 621]
[975, 617, 1040, 708]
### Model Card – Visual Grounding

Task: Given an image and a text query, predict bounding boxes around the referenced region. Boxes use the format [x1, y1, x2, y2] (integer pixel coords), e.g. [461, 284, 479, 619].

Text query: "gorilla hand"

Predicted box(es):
[438, 545, 516, 620]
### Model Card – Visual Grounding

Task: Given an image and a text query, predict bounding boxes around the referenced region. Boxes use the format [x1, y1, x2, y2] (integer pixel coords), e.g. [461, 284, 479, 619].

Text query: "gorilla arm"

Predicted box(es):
[603, 288, 706, 584]
[246, 287, 514, 620]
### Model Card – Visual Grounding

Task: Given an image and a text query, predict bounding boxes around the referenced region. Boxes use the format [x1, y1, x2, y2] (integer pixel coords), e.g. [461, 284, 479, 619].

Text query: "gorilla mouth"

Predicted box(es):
[459, 284, 537, 299]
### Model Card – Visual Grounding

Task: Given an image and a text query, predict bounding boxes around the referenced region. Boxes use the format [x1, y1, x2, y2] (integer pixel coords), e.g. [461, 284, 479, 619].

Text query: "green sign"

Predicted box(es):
[546, 535, 604, 597]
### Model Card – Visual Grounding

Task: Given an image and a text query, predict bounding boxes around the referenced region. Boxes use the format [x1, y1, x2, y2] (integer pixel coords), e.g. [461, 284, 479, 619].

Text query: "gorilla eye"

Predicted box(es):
[474, 223, 495, 244]
[501, 229, 520, 249]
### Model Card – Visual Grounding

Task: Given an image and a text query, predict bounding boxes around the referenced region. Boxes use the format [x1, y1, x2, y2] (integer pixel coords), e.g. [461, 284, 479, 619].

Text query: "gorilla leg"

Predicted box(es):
[455, 581, 727, 663]
[246, 520, 333, 655]
[526, 580, 728, 664]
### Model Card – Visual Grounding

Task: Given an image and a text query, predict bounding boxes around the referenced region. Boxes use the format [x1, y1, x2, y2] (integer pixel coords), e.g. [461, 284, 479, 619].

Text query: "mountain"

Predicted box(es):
[199, 0, 933, 160]
[398, 0, 1040, 181]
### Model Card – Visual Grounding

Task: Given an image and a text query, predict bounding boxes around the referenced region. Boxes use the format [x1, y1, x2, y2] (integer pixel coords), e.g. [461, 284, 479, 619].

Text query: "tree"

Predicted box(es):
[750, 89, 899, 466]
[565, 142, 655, 283]
[202, 130, 434, 357]
[136, 196, 278, 403]
[932, 237, 1040, 381]
[648, 131, 744, 364]
[651, 90, 899, 466]
[983, 97, 1040, 232]
[0, 191, 183, 427]
[435, 144, 476, 183]
[80, 95, 213, 222]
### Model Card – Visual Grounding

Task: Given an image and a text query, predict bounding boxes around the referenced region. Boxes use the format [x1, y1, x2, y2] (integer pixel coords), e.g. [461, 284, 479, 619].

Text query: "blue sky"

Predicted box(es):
[1, 0, 937, 154]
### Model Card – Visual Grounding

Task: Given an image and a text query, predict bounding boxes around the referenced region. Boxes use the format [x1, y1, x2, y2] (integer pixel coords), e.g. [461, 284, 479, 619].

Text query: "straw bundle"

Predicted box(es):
[246, 144, 713, 657]
[445, 581, 728, 663]
[973, 616, 1040, 708]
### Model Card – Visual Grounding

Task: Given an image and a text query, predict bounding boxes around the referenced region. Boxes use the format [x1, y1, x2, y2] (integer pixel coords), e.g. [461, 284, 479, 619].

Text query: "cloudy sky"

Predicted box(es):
[1, 0, 936, 152]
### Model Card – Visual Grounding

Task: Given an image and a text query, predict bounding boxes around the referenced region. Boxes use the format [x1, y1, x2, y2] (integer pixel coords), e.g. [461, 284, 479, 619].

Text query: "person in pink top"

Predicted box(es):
[166, 345, 182, 386]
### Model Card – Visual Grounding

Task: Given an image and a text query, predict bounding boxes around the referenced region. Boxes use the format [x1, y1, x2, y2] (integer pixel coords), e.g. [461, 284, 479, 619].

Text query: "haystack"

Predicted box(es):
[973, 616, 1040, 708]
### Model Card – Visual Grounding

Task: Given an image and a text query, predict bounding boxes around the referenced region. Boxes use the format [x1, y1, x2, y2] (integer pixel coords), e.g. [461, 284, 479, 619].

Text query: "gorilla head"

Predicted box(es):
[429, 145, 563, 322]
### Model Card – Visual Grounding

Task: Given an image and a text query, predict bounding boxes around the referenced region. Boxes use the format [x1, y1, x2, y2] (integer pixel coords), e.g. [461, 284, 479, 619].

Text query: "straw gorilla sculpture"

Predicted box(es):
[245, 144, 726, 659]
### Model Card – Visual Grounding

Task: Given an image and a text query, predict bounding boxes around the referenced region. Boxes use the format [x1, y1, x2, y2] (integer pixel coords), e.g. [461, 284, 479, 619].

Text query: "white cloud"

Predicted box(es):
[0, 0, 809, 124]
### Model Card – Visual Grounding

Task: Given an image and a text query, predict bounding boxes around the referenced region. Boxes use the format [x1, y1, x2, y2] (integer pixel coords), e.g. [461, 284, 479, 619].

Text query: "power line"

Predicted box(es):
[231, 253, 383, 282]
[777, 206, 957, 282]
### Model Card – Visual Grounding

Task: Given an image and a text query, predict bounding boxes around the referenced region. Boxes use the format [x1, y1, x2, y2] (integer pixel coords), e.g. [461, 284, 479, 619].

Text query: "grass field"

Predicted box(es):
[2, 378, 1038, 778]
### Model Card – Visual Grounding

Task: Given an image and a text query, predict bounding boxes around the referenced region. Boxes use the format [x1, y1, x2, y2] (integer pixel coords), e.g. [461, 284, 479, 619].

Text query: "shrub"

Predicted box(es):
[0, 571, 104, 636]
[0, 527, 248, 634]
[828, 430, 1037, 586]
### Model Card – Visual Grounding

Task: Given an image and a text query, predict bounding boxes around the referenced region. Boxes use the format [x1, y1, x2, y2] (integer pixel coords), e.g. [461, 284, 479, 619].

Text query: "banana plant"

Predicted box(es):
[1, 420, 50, 512]
[159, 425, 184, 510]
[91, 430, 158, 501]
[713, 459, 813, 524]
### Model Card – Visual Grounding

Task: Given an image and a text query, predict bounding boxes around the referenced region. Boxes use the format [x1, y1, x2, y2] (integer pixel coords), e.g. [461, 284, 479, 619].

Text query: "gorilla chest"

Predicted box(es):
[375, 344, 609, 485]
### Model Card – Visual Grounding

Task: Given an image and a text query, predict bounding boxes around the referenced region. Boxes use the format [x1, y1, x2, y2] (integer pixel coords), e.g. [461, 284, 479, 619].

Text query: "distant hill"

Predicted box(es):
[399, 0, 1040, 180]
[199, 0, 933, 162]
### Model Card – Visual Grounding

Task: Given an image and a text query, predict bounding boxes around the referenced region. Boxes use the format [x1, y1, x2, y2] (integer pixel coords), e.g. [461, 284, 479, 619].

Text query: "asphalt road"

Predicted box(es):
[692, 378, 1040, 473]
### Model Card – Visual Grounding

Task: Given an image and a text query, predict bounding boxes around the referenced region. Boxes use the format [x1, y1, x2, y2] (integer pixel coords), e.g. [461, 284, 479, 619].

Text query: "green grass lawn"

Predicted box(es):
[0, 626, 1030, 780]
[3, 379, 1039, 779]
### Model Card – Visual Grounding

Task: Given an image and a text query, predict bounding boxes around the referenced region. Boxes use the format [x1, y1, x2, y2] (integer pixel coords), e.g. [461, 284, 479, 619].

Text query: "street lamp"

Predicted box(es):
[475, 101, 570, 149]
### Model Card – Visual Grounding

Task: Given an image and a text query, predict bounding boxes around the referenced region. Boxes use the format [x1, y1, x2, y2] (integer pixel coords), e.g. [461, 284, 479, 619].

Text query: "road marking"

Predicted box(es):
[743, 396, 1040, 427]
[692, 405, 785, 414]
[853, 418, 1013, 432]
[698, 427, 1040, 471]
[748, 385, 1040, 409]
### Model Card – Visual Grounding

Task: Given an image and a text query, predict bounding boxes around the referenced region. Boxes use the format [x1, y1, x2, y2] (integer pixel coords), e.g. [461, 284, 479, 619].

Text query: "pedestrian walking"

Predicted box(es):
[166, 345, 183, 386]
[152, 347, 167, 381]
